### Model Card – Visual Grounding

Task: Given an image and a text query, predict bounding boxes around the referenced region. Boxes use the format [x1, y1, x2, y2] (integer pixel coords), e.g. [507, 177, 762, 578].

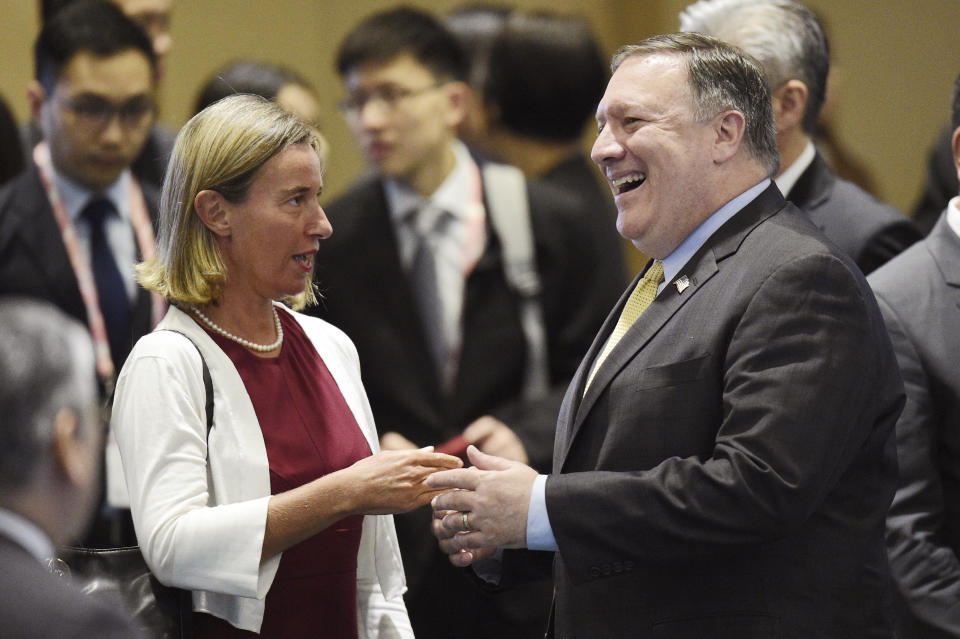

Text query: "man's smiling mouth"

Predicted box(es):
[612, 173, 646, 194]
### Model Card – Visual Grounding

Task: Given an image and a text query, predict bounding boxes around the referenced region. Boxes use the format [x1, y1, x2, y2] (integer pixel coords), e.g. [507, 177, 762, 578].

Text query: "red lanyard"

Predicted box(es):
[33, 142, 165, 387]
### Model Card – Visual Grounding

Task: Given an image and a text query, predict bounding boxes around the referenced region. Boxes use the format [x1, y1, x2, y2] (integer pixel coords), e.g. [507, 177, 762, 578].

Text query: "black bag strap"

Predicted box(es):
[163, 330, 213, 438]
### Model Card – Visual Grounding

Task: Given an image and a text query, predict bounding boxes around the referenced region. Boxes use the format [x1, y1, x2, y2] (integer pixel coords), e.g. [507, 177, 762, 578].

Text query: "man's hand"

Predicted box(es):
[430, 509, 500, 568]
[463, 416, 529, 464]
[428, 445, 537, 565]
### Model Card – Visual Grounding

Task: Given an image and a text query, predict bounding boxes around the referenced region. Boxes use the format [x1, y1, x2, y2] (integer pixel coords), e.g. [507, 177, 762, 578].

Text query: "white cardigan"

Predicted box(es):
[111, 304, 413, 636]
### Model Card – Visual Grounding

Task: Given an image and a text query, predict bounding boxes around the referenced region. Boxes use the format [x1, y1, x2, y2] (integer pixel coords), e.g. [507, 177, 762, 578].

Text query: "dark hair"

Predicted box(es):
[0, 297, 94, 489]
[612, 32, 780, 176]
[0, 95, 24, 186]
[484, 12, 608, 142]
[40, 0, 75, 23]
[336, 6, 468, 83]
[194, 60, 312, 115]
[35, 0, 156, 93]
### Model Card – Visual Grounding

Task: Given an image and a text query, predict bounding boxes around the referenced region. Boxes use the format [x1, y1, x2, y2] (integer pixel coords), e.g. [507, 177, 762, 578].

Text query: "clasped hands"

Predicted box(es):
[380, 416, 537, 567]
[426, 445, 538, 568]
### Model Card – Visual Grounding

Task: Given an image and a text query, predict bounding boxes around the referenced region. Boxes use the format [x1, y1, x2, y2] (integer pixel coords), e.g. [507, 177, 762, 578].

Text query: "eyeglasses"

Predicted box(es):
[338, 84, 439, 115]
[57, 94, 155, 131]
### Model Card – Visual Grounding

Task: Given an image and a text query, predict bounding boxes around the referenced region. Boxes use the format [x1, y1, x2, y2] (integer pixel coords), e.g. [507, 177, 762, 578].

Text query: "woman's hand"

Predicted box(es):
[343, 448, 463, 515]
[262, 448, 461, 561]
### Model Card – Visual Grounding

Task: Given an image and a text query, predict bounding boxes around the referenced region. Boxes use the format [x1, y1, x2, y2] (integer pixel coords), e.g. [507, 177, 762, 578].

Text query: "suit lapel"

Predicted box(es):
[927, 213, 960, 313]
[556, 184, 787, 468]
[786, 152, 832, 221]
[552, 275, 632, 467]
[556, 254, 719, 467]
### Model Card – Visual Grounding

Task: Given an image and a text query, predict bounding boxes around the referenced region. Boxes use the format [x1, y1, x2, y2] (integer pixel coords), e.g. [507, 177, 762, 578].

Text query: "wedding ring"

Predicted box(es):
[461, 512, 470, 531]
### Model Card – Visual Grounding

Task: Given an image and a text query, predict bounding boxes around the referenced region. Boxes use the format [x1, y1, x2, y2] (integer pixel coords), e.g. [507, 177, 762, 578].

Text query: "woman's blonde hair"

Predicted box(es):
[136, 94, 323, 310]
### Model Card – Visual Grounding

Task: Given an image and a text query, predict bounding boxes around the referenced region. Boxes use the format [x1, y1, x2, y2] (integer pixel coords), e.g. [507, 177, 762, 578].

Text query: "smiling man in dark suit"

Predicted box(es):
[429, 32, 904, 639]
[679, 0, 922, 275]
[868, 72, 960, 639]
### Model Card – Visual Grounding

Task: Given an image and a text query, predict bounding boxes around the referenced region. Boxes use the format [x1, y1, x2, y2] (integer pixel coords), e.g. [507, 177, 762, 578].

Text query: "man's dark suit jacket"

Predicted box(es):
[0, 533, 143, 638]
[541, 184, 903, 638]
[0, 164, 159, 371]
[309, 172, 624, 639]
[789, 151, 922, 275]
[869, 211, 960, 639]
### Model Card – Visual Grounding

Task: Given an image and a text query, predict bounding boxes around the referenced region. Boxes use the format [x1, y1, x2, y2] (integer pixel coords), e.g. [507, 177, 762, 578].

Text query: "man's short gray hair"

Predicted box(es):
[612, 32, 781, 177]
[0, 298, 96, 489]
[679, 0, 829, 134]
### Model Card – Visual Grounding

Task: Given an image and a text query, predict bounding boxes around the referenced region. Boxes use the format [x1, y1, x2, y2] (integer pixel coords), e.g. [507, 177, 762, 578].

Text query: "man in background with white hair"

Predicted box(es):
[680, 0, 922, 275]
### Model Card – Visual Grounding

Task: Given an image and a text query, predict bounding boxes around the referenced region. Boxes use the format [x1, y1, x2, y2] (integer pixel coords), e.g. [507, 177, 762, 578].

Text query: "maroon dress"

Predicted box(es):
[195, 310, 372, 638]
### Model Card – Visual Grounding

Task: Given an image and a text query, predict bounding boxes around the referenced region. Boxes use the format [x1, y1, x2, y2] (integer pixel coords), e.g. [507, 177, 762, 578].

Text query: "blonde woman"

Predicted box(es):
[111, 94, 461, 638]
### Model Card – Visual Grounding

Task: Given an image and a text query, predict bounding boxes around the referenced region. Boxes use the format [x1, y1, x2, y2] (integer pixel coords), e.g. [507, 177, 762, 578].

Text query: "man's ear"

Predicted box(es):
[442, 81, 472, 130]
[712, 109, 747, 164]
[50, 408, 84, 485]
[771, 79, 809, 134]
[194, 190, 232, 238]
[27, 80, 46, 127]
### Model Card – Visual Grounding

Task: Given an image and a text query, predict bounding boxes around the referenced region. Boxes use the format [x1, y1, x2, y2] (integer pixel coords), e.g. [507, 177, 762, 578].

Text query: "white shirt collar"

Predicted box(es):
[0, 507, 54, 562]
[946, 196, 960, 238]
[51, 165, 132, 224]
[385, 140, 474, 223]
[774, 140, 816, 198]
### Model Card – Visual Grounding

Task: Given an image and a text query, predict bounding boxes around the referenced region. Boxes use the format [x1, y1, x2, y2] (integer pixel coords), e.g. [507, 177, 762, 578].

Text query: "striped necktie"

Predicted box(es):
[584, 260, 664, 393]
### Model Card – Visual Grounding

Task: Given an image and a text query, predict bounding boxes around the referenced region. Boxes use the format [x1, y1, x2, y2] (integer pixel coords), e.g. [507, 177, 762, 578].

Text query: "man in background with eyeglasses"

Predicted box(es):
[0, 0, 161, 547]
[24, 0, 176, 197]
[308, 6, 623, 639]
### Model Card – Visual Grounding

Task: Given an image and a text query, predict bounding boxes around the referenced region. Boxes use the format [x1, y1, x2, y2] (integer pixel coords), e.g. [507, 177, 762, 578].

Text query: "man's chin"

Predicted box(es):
[75, 169, 125, 192]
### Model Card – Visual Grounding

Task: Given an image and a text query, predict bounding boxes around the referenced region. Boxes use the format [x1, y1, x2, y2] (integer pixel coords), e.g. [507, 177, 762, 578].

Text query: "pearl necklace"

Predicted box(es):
[191, 306, 283, 352]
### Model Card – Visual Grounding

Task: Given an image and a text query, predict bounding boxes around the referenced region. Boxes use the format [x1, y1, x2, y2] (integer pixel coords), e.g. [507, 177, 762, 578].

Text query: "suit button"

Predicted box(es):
[613, 561, 623, 574]
[602, 563, 611, 576]
[589, 566, 600, 579]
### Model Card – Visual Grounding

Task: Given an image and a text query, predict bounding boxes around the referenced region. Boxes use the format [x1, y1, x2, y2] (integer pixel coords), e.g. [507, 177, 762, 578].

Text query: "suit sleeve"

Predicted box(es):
[546, 252, 901, 583]
[876, 292, 960, 635]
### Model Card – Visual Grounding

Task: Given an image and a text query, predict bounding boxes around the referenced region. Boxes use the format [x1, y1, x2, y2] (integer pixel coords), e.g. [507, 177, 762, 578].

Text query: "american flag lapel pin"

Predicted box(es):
[674, 275, 691, 294]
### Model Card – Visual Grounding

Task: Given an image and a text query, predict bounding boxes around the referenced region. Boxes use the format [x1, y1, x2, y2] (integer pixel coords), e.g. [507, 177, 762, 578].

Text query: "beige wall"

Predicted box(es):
[4, 0, 960, 229]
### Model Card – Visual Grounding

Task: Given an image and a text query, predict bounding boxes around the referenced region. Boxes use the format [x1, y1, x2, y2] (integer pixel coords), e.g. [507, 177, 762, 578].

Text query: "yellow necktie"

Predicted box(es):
[584, 261, 664, 393]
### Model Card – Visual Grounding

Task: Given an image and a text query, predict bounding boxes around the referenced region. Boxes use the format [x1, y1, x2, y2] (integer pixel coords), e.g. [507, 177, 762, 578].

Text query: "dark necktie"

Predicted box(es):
[82, 198, 131, 365]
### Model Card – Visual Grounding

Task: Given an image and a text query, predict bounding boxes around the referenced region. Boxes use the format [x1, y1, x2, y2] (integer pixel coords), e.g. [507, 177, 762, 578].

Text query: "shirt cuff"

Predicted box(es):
[526, 474, 559, 551]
